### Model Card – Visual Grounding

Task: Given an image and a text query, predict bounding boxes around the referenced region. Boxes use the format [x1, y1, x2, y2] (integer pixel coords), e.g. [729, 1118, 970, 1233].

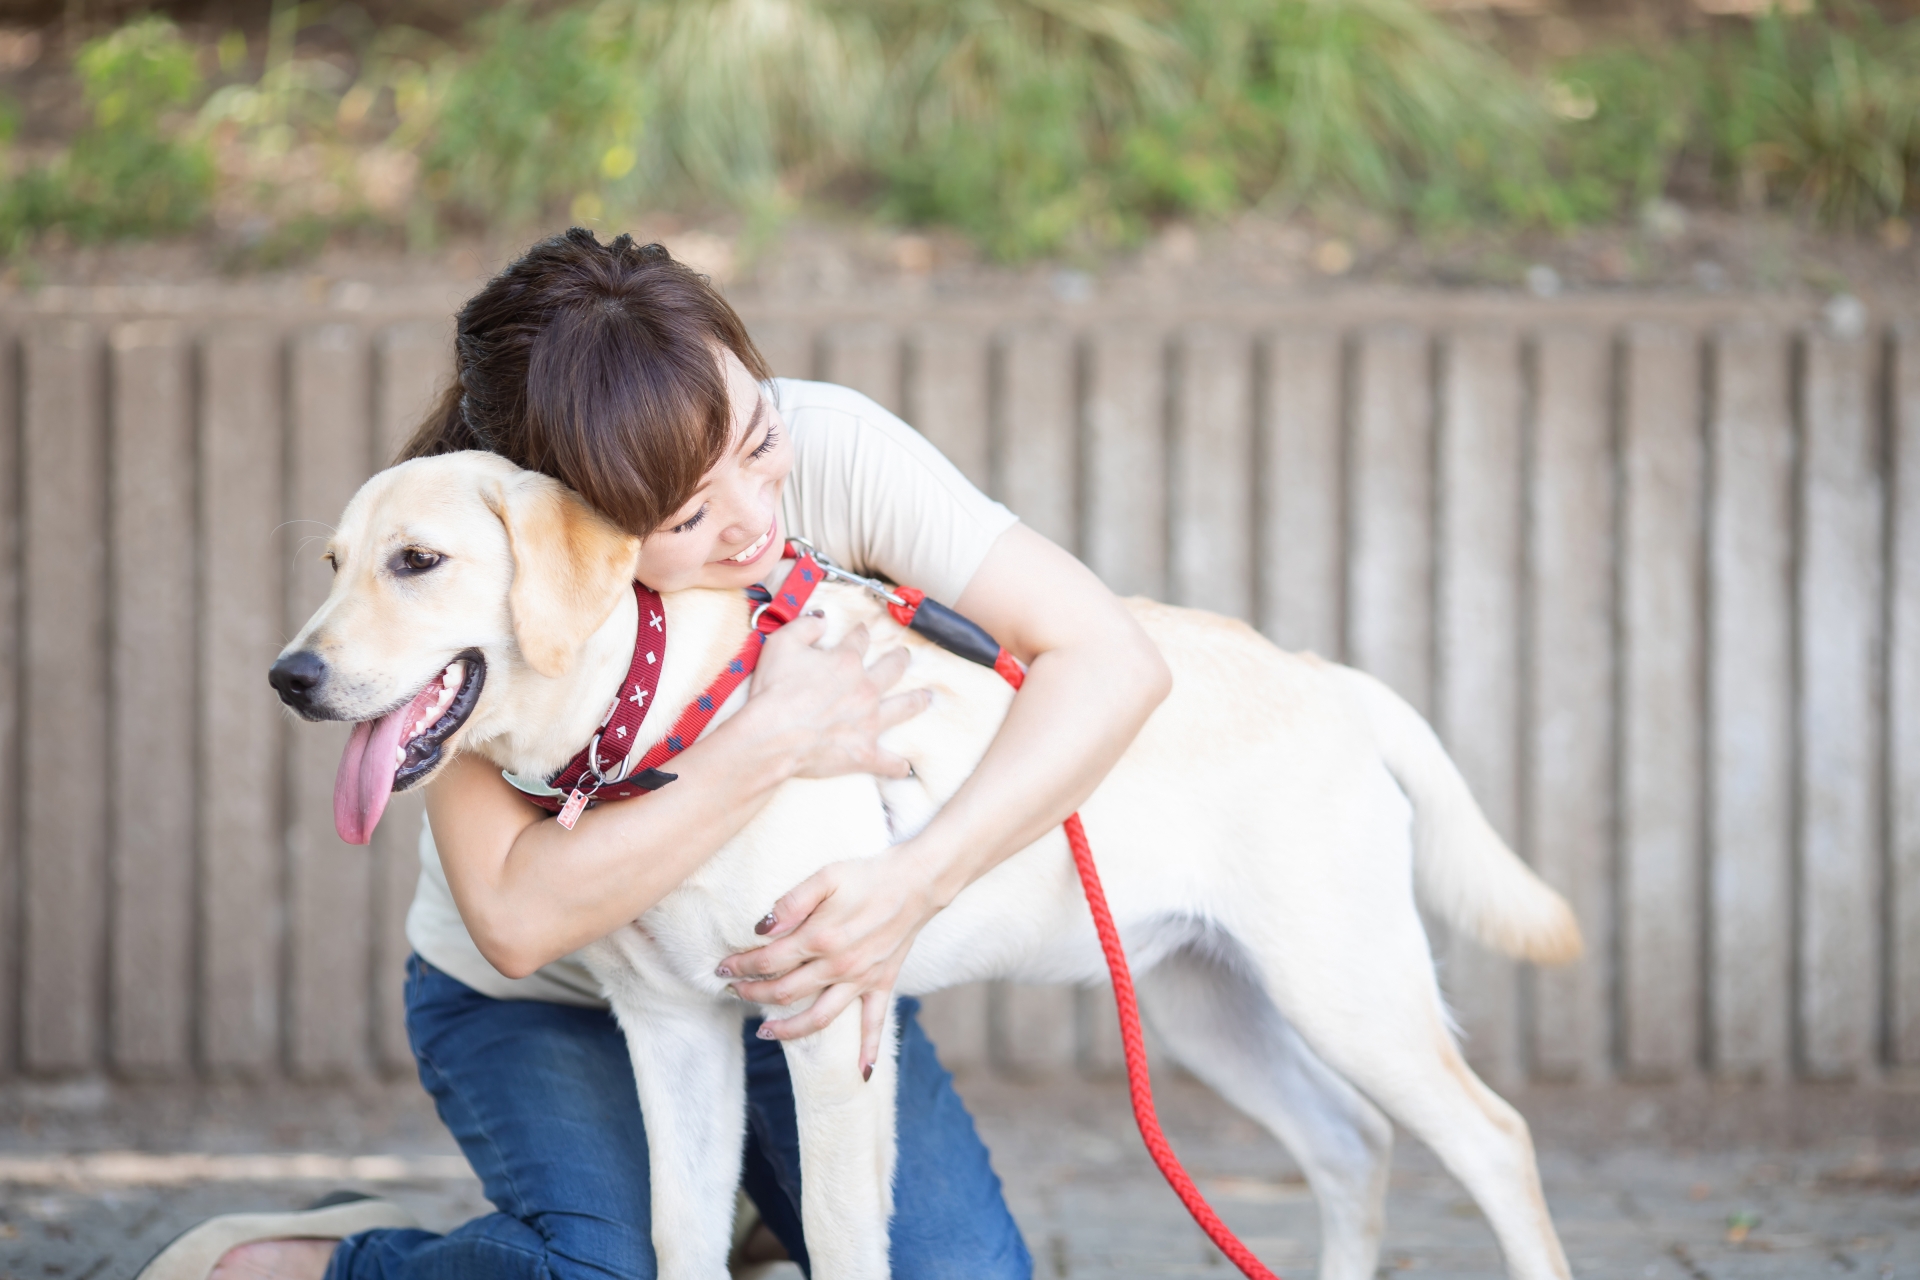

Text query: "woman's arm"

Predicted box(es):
[431, 617, 926, 979]
[720, 524, 1172, 1069]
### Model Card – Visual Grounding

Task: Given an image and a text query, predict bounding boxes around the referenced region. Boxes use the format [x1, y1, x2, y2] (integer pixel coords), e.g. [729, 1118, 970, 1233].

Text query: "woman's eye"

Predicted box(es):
[749, 424, 780, 460]
[671, 504, 709, 534]
[393, 548, 444, 575]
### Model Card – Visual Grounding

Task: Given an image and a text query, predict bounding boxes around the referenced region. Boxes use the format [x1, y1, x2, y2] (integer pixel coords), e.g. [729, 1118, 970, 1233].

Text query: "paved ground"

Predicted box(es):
[1, 1073, 1917, 1279]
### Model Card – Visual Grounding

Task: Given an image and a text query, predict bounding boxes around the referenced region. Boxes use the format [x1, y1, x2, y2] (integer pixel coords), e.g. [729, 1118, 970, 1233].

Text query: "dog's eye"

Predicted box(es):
[324, 552, 339, 573]
[392, 548, 444, 576]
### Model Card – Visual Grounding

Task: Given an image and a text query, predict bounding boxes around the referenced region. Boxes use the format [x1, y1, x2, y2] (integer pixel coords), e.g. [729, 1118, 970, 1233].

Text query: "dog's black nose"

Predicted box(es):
[269, 651, 328, 709]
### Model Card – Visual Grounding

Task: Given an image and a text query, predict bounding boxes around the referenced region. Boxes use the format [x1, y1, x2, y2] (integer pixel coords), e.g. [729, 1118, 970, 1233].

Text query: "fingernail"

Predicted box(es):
[715, 963, 733, 978]
[805, 608, 825, 618]
[861, 1062, 873, 1083]
[754, 912, 777, 935]
[728, 984, 742, 1000]
[757, 1025, 777, 1040]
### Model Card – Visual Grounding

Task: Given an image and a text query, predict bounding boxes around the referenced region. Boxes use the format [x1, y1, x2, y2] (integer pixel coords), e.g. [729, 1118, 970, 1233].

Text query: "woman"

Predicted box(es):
[166, 228, 1169, 1280]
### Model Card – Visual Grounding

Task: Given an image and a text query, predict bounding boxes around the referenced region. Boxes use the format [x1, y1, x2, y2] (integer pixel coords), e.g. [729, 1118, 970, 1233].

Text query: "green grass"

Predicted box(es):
[5, 1, 1920, 262]
[1, 17, 214, 246]
[1552, 3, 1920, 228]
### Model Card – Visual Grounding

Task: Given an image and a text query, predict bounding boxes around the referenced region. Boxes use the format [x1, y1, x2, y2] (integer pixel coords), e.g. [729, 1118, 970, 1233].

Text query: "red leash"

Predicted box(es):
[542, 544, 1279, 1279]
[885, 587, 1281, 1280]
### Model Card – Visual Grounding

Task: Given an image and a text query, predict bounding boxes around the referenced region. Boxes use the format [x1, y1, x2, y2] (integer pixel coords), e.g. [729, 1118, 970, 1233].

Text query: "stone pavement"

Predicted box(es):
[1, 1072, 1916, 1279]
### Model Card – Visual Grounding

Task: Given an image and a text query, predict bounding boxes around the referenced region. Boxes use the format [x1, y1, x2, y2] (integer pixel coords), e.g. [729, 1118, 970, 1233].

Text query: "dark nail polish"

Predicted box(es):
[714, 963, 732, 978]
[757, 1025, 777, 1040]
[805, 608, 826, 618]
[754, 912, 777, 935]
[861, 1062, 873, 1083]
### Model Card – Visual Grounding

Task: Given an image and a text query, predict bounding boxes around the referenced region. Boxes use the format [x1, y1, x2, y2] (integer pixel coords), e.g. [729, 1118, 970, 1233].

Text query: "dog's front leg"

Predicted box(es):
[776, 998, 899, 1280]
[603, 984, 747, 1280]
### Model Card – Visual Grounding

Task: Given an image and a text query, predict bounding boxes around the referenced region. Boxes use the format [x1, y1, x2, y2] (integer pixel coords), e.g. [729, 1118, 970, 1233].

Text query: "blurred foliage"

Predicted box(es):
[1, 0, 1918, 261]
[1553, 3, 1920, 227]
[425, 5, 643, 225]
[1, 16, 214, 245]
[1704, 5, 1920, 223]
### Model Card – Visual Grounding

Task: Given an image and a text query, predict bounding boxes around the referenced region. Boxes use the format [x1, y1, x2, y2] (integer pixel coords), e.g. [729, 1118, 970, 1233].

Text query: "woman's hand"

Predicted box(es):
[718, 523, 1170, 1076]
[717, 847, 939, 1079]
[750, 615, 926, 780]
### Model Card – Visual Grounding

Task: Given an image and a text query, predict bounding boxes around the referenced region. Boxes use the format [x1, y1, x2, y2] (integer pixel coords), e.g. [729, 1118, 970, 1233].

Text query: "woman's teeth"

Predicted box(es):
[395, 661, 467, 764]
[725, 525, 773, 563]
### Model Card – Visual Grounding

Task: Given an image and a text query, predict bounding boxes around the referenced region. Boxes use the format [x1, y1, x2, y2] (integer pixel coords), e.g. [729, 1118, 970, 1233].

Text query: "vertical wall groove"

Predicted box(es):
[0, 333, 19, 1077]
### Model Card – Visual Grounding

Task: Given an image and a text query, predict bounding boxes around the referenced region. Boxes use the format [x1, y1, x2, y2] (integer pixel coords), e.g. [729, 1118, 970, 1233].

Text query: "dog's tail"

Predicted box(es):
[1330, 665, 1583, 966]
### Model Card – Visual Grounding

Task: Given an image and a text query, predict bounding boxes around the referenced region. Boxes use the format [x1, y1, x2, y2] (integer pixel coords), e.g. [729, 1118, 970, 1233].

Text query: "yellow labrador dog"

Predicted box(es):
[273, 450, 1581, 1280]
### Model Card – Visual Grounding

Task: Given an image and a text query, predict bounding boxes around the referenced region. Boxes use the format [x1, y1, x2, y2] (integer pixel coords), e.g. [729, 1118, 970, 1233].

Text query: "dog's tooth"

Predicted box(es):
[442, 665, 461, 689]
[394, 745, 406, 765]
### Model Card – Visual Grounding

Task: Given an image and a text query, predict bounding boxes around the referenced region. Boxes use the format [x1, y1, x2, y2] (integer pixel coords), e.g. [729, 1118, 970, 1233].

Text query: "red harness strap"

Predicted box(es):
[527, 547, 829, 827]
[624, 545, 826, 778]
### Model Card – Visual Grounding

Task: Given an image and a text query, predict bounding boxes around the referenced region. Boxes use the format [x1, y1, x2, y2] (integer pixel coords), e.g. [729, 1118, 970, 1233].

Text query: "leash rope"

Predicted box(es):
[542, 542, 1279, 1279]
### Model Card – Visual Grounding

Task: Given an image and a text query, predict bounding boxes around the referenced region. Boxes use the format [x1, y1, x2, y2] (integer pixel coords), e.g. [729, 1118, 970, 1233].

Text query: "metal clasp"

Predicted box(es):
[786, 535, 905, 607]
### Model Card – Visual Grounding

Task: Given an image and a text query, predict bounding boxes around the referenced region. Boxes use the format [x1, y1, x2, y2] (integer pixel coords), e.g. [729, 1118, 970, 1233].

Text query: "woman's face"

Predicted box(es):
[634, 348, 792, 593]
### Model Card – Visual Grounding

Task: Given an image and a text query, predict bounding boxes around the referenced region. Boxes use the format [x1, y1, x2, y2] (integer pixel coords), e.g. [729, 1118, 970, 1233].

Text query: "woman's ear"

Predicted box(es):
[485, 473, 641, 679]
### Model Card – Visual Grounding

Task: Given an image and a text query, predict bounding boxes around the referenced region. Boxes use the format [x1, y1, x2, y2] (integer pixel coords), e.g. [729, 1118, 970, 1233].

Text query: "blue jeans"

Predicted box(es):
[327, 956, 1030, 1280]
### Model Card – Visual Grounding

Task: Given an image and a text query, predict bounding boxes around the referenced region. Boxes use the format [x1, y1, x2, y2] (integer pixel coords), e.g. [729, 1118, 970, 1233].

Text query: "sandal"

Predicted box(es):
[135, 1190, 418, 1279]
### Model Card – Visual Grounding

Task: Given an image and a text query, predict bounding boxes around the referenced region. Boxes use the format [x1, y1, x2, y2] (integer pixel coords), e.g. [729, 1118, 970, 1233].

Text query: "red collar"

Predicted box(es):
[530, 544, 827, 827]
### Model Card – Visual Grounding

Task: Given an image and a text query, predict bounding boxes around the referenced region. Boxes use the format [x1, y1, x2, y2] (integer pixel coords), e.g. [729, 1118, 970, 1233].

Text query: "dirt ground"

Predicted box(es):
[4, 203, 1914, 322]
[2, 1071, 1917, 1280]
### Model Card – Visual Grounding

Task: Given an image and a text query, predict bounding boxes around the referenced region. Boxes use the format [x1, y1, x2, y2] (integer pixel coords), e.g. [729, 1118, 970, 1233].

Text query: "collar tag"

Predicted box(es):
[556, 786, 591, 830]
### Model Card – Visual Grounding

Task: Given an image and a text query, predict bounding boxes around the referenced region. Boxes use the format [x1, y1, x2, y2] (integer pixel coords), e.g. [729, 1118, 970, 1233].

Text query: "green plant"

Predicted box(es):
[422, 0, 881, 229]
[873, 0, 1564, 257]
[1549, 47, 1698, 220]
[1179, 0, 1555, 225]
[618, 0, 881, 207]
[422, 4, 642, 225]
[875, 0, 1184, 257]
[3, 17, 215, 243]
[1704, 4, 1920, 224]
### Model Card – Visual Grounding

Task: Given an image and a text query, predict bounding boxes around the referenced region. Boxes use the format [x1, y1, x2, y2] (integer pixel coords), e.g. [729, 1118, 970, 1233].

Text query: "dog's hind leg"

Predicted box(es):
[602, 982, 748, 1280]
[1137, 943, 1392, 1280]
[775, 997, 899, 1280]
[1235, 918, 1570, 1279]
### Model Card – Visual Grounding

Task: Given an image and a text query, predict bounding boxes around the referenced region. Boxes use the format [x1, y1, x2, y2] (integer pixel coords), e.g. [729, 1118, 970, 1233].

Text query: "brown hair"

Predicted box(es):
[403, 228, 771, 536]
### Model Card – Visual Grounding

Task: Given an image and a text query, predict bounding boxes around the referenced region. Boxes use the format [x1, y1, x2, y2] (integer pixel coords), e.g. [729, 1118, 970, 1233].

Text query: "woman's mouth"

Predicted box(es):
[723, 521, 776, 565]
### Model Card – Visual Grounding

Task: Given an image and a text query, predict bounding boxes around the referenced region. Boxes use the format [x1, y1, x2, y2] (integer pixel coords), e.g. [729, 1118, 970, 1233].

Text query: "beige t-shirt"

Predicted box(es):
[404, 377, 1020, 1006]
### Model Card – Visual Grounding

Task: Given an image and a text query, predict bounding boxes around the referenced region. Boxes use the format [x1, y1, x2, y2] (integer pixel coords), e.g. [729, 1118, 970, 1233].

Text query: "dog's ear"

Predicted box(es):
[485, 473, 641, 679]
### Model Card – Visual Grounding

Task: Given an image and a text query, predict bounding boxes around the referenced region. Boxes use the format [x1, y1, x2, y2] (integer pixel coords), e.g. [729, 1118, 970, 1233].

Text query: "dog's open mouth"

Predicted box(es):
[333, 649, 486, 845]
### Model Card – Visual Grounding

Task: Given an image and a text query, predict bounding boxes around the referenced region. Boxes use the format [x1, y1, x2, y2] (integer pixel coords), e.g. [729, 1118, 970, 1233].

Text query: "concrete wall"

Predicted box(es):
[0, 286, 1913, 1088]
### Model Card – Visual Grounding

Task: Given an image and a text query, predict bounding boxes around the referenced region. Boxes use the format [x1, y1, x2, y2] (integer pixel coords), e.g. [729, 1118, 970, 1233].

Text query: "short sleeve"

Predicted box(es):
[773, 379, 1018, 604]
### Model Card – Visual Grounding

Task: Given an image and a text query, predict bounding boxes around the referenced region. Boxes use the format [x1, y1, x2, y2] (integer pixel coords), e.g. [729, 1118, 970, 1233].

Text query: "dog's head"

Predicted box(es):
[270, 450, 641, 843]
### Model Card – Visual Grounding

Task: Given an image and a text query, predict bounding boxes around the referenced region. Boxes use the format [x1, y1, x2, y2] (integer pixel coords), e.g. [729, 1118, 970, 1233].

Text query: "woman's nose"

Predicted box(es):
[715, 482, 775, 540]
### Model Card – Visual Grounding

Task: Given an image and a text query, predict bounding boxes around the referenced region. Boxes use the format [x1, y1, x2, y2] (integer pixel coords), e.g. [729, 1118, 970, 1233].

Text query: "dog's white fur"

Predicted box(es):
[283, 451, 1582, 1280]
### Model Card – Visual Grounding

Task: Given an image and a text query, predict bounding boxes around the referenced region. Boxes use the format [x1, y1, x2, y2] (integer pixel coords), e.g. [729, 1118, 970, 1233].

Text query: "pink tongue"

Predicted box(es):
[334, 682, 445, 845]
